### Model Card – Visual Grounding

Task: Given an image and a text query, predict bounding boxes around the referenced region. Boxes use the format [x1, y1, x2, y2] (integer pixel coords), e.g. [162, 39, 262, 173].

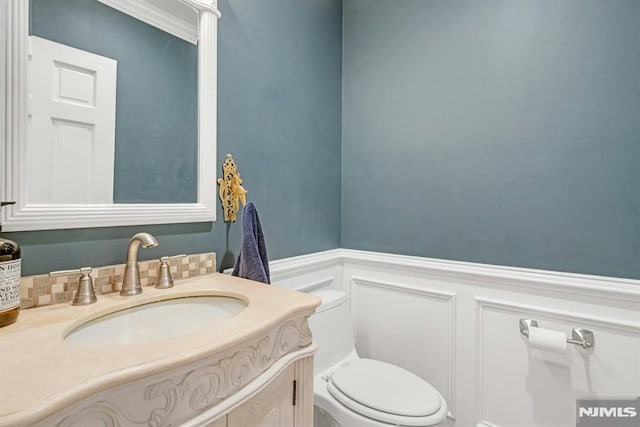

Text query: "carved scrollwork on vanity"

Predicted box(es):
[299, 316, 313, 347]
[47, 316, 313, 427]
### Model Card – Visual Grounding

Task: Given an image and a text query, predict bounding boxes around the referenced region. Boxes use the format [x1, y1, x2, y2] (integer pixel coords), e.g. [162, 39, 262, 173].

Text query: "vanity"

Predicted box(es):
[0, 274, 320, 426]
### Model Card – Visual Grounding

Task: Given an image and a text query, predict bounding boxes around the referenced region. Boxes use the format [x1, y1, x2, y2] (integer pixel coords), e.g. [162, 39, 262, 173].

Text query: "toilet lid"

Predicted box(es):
[329, 358, 442, 418]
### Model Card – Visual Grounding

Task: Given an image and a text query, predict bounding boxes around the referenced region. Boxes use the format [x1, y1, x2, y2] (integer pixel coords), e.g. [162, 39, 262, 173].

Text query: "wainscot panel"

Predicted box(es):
[267, 249, 640, 427]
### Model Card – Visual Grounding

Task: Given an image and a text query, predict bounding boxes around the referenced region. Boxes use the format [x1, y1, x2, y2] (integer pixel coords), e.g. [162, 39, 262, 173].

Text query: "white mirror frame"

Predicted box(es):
[0, 0, 219, 231]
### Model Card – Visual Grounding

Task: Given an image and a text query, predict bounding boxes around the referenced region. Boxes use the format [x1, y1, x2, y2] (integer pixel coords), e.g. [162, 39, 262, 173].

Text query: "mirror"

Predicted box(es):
[0, 0, 220, 231]
[29, 0, 199, 205]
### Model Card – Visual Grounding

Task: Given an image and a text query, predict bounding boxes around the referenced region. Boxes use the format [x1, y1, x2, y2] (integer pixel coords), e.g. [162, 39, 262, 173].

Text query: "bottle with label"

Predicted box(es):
[0, 202, 21, 327]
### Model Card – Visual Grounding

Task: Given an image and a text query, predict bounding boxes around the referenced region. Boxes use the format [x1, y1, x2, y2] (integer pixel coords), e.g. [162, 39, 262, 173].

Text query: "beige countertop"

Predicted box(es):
[0, 273, 320, 425]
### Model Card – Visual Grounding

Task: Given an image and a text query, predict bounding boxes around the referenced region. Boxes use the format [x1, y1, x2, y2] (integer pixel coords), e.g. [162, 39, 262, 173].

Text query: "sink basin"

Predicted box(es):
[64, 296, 247, 346]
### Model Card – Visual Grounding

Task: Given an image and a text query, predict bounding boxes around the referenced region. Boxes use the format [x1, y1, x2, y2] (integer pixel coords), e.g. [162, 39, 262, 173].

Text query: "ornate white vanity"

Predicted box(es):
[0, 274, 320, 426]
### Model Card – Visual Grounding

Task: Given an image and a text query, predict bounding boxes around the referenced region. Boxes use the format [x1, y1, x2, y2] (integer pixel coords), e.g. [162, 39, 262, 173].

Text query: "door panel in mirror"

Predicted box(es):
[29, 36, 117, 204]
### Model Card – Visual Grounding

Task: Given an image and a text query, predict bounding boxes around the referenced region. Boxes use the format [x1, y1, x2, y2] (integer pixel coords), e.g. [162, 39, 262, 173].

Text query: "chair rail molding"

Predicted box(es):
[340, 249, 640, 303]
[266, 249, 640, 303]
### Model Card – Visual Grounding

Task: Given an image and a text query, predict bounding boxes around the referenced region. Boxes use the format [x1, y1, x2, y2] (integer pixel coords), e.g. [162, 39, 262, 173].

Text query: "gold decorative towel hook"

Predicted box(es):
[217, 154, 247, 222]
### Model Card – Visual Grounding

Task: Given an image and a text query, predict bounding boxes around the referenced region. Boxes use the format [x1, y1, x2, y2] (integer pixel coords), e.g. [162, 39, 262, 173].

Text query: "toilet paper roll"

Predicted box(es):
[528, 327, 567, 352]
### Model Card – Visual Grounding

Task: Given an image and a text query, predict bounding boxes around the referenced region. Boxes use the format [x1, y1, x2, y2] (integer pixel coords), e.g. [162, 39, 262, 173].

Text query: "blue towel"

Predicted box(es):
[232, 202, 270, 284]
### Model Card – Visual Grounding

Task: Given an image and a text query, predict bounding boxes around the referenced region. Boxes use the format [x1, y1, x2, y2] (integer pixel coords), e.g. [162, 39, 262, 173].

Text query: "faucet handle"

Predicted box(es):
[160, 254, 187, 263]
[154, 254, 187, 289]
[50, 267, 97, 306]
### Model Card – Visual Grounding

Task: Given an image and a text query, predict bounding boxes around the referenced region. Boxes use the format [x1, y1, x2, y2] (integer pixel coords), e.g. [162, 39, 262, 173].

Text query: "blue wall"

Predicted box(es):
[30, 0, 199, 203]
[342, 0, 640, 279]
[8, 0, 343, 275]
[8, 0, 640, 280]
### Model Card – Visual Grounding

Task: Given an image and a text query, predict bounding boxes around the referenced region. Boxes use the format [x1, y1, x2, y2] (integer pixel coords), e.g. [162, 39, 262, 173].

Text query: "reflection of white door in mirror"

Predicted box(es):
[29, 36, 117, 204]
[1, 0, 220, 231]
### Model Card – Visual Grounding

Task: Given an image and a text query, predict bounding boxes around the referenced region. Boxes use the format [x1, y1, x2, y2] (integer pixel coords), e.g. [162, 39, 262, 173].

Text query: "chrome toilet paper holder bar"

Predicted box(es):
[519, 318, 595, 349]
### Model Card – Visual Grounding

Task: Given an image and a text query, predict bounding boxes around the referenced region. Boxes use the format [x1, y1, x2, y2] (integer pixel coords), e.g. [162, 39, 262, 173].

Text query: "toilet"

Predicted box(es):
[308, 290, 448, 427]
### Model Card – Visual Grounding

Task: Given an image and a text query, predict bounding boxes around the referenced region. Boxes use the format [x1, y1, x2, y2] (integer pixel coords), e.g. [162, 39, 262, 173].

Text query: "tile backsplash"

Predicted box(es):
[19, 252, 216, 309]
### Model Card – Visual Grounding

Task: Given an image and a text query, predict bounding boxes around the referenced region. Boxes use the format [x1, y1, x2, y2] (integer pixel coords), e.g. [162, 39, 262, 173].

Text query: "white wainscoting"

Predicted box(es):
[269, 249, 343, 293]
[474, 298, 640, 427]
[268, 249, 640, 427]
[350, 276, 458, 418]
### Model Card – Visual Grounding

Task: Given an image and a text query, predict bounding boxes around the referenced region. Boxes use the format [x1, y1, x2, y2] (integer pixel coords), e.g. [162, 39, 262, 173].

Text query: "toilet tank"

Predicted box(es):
[308, 290, 356, 374]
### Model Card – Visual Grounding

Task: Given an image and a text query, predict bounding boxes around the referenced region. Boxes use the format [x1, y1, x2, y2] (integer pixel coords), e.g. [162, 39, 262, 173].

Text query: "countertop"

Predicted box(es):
[0, 273, 320, 425]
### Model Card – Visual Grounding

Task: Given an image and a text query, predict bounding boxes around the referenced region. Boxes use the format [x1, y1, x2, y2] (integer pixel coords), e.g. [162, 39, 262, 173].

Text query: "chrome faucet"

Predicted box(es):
[120, 232, 159, 296]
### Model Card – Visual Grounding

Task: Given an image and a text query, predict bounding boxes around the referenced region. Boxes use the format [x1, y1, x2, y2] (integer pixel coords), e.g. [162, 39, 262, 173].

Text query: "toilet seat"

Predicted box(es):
[326, 358, 443, 426]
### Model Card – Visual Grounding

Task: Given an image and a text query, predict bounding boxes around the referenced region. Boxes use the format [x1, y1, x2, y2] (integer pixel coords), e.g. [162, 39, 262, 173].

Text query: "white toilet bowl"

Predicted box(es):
[309, 290, 448, 427]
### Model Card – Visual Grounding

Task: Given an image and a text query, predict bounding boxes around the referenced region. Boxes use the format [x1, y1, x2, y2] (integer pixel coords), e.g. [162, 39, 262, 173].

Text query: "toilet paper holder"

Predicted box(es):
[519, 319, 595, 349]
